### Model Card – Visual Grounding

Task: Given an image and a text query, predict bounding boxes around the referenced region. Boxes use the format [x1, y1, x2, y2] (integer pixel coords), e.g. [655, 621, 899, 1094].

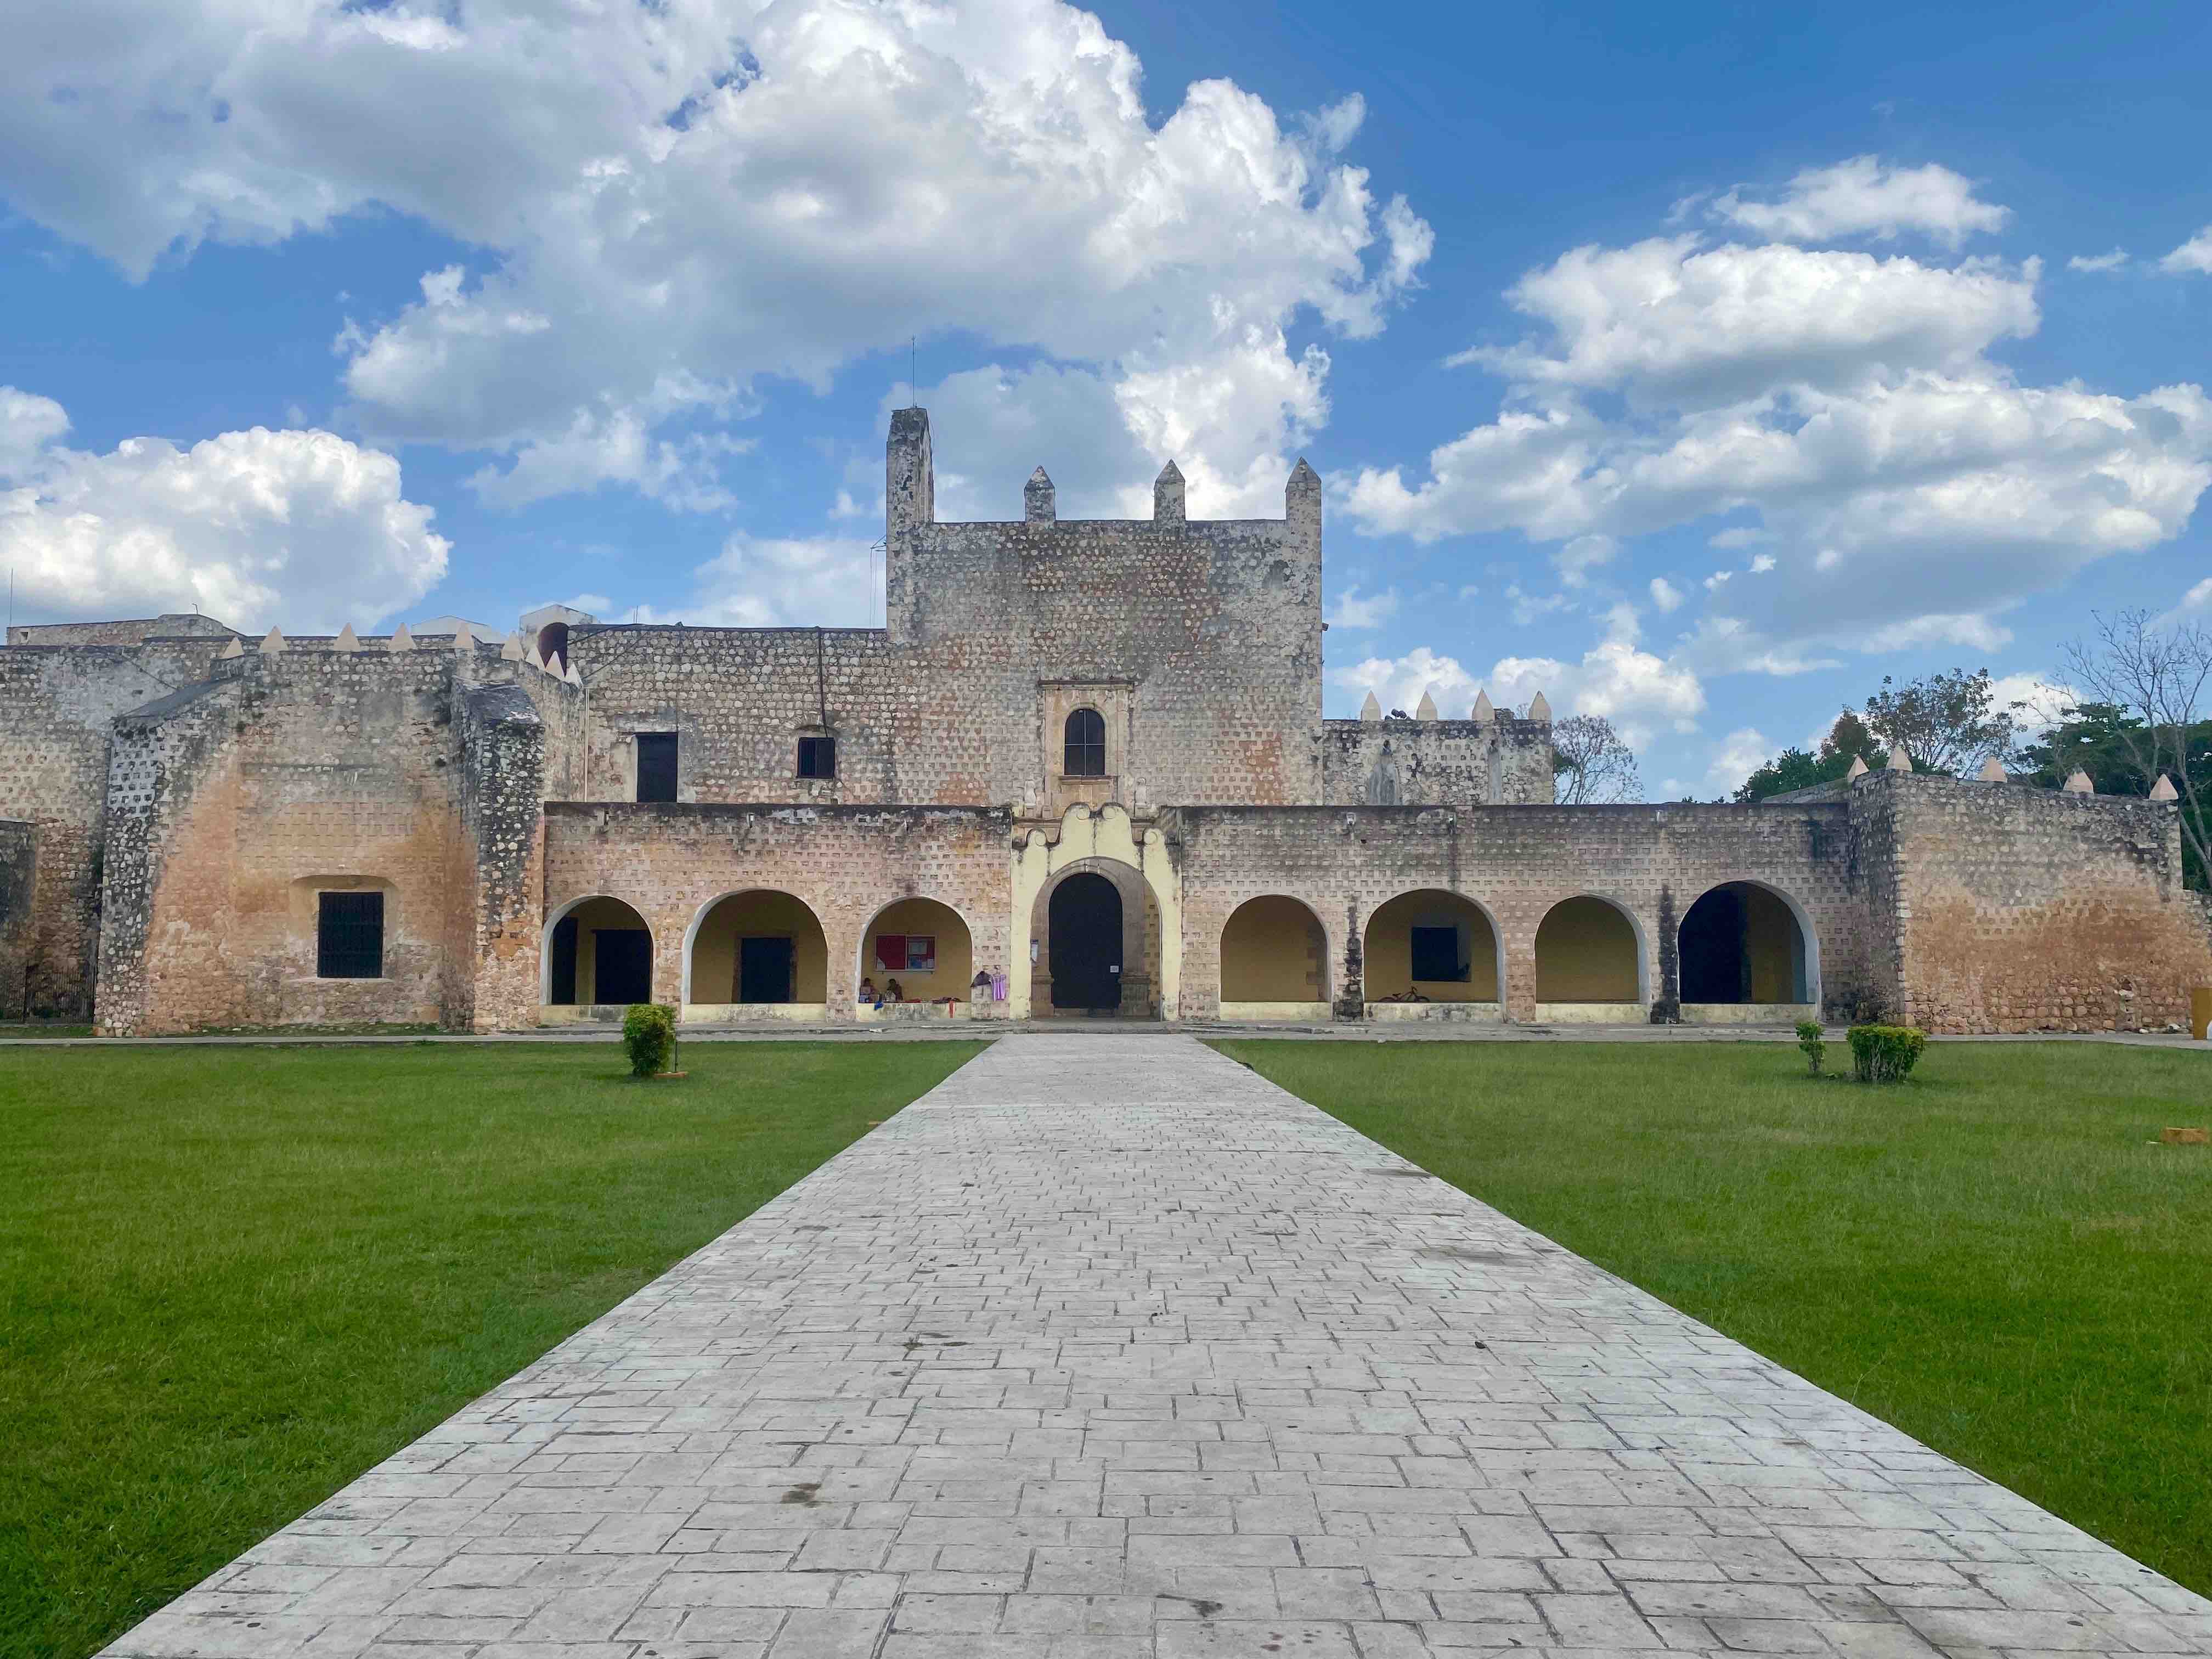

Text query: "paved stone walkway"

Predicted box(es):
[106, 1034, 2211, 1659]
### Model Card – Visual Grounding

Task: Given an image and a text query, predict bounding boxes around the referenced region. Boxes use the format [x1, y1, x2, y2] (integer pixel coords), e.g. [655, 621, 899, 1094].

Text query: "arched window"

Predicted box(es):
[1064, 708, 1107, 777]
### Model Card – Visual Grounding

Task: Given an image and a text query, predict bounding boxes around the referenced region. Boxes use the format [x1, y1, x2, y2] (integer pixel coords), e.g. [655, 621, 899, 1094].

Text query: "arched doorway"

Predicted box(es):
[1220, 896, 1329, 1017]
[1049, 872, 1123, 1012]
[685, 889, 829, 1018]
[1533, 895, 1645, 1019]
[541, 895, 653, 1013]
[1364, 889, 1500, 1020]
[1678, 882, 1816, 1019]
[857, 897, 974, 1013]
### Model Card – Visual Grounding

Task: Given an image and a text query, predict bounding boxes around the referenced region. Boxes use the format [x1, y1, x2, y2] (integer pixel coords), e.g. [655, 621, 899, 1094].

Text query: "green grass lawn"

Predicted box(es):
[1214, 1039, 2212, 1595]
[1, 1039, 982, 1659]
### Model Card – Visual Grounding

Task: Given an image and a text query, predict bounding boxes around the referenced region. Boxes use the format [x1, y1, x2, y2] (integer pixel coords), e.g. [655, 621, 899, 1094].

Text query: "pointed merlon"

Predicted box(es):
[450, 620, 473, 653]
[334, 624, 362, 654]
[525, 642, 546, 673]
[387, 623, 414, 653]
[218, 636, 244, 661]
[1471, 689, 1494, 723]
[543, 650, 565, 679]
[2151, 774, 2179, 802]
[1414, 687, 1439, 721]
[565, 658, 583, 687]
[1526, 690, 1551, 722]
[1977, 755, 2007, 782]
[2063, 769, 2094, 794]
[500, 631, 526, 662]
[259, 625, 285, 654]
[1845, 755, 1868, 781]
[1886, 746, 1912, 772]
[1025, 466, 1056, 524]
[1359, 691, 1382, 722]
[1153, 459, 1186, 524]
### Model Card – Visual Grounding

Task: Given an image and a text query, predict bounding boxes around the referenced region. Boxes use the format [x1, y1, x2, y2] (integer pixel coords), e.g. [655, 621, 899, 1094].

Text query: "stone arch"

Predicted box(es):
[1364, 889, 1503, 1017]
[1677, 880, 1819, 1017]
[1011, 804, 1180, 1020]
[855, 895, 976, 1010]
[1219, 895, 1331, 1014]
[1028, 857, 1156, 1016]
[1533, 894, 1647, 1015]
[682, 888, 830, 1016]
[540, 894, 654, 1010]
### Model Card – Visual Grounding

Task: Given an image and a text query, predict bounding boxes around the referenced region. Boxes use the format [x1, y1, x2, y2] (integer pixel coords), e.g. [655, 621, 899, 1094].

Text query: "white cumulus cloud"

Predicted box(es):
[1333, 633, 1705, 750]
[0, 387, 447, 631]
[2162, 227, 2212, 276]
[1342, 176, 2212, 672]
[1, 0, 1429, 518]
[2068, 250, 2129, 274]
[1712, 156, 2010, 248]
[1704, 727, 1772, 794]
[1327, 585, 1399, 629]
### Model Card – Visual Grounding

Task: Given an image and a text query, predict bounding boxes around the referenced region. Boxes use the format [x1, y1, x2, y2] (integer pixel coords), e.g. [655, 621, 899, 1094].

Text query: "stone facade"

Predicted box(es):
[4, 410, 2207, 1035]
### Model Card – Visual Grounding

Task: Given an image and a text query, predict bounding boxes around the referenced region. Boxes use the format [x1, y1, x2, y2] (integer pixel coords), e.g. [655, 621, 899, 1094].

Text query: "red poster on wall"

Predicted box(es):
[873, 934, 905, 973]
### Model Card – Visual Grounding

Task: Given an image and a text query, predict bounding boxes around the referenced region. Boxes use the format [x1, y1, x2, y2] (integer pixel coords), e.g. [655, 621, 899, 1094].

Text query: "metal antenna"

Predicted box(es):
[911, 335, 918, 407]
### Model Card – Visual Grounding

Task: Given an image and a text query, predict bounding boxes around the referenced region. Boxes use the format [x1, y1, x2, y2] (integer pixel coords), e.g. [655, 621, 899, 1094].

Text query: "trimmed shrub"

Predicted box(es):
[622, 1003, 678, 1077]
[1848, 1024, 1927, 1085]
[1796, 1019, 1826, 1075]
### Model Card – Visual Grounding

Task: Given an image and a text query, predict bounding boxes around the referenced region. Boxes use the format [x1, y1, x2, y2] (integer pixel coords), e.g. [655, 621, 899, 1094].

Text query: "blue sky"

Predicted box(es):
[3, 0, 2208, 797]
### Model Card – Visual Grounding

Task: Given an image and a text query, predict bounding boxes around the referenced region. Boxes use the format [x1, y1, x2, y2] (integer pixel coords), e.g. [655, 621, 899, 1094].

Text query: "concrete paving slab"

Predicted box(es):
[99, 1034, 2211, 1658]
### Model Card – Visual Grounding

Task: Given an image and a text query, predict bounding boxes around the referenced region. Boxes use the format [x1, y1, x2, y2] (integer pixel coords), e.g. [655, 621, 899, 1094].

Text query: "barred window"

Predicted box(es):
[1063, 708, 1106, 777]
[797, 735, 837, 780]
[317, 891, 384, 979]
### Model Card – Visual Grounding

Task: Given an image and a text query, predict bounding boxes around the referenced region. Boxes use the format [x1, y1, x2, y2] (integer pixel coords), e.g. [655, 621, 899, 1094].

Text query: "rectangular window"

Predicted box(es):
[873, 934, 935, 974]
[1409, 924, 1466, 983]
[636, 732, 678, 802]
[797, 735, 837, 780]
[318, 891, 384, 980]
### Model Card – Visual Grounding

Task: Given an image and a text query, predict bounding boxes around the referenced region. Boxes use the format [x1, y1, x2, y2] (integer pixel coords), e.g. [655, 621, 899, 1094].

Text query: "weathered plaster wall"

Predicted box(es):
[0, 639, 233, 1016]
[95, 650, 562, 1034]
[1161, 803, 1874, 1025]
[1851, 771, 2212, 1031]
[541, 803, 1012, 1020]
[0, 819, 37, 1017]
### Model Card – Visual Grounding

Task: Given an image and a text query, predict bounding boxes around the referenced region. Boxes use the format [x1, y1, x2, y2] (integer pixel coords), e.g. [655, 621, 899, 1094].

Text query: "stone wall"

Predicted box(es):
[541, 802, 1013, 1019]
[0, 819, 36, 1018]
[1161, 802, 1873, 1024]
[1852, 771, 2212, 1031]
[0, 638, 235, 1016]
[1319, 717, 1555, 806]
[94, 648, 569, 1035]
[568, 409, 1333, 814]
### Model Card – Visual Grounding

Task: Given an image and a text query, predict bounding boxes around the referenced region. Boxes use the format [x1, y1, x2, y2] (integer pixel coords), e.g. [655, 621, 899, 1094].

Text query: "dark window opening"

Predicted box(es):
[636, 732, 679, 803]
[797, 735, 837, 780]
[1063, 707, 1107, 777]
[1409, 924, 1466, 983]
[318, 891, 384, 980]
[535, 621, 571, 670]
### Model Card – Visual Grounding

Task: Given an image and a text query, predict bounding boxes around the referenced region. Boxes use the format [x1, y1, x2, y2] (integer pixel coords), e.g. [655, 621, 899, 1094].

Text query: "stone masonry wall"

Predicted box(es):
[0, 639, 235, 1017]
[1319, 718, 1555, 806]
[568, 409, 1330, 814]
[543, 803, 1013, 1019]
[1853, 771, 2212, 1032]
[1164, 803, 1873, 1024]
[97, 648, 564, 1034]
[0, 819, 36, 1018]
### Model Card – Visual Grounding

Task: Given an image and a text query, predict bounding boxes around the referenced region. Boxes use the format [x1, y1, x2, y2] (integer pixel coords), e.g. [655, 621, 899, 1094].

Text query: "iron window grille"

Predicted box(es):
[1063, 708, 1107, 777]
[317, 891, 384, 980]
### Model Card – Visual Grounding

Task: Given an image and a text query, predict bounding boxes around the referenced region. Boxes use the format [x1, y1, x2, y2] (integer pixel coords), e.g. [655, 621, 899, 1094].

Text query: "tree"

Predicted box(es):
[1864, 668, 2015, 776]
[2055, 609, 2212, 889]
[1551, 713, 1641, 803]
[1734, 711, 1889, 802]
